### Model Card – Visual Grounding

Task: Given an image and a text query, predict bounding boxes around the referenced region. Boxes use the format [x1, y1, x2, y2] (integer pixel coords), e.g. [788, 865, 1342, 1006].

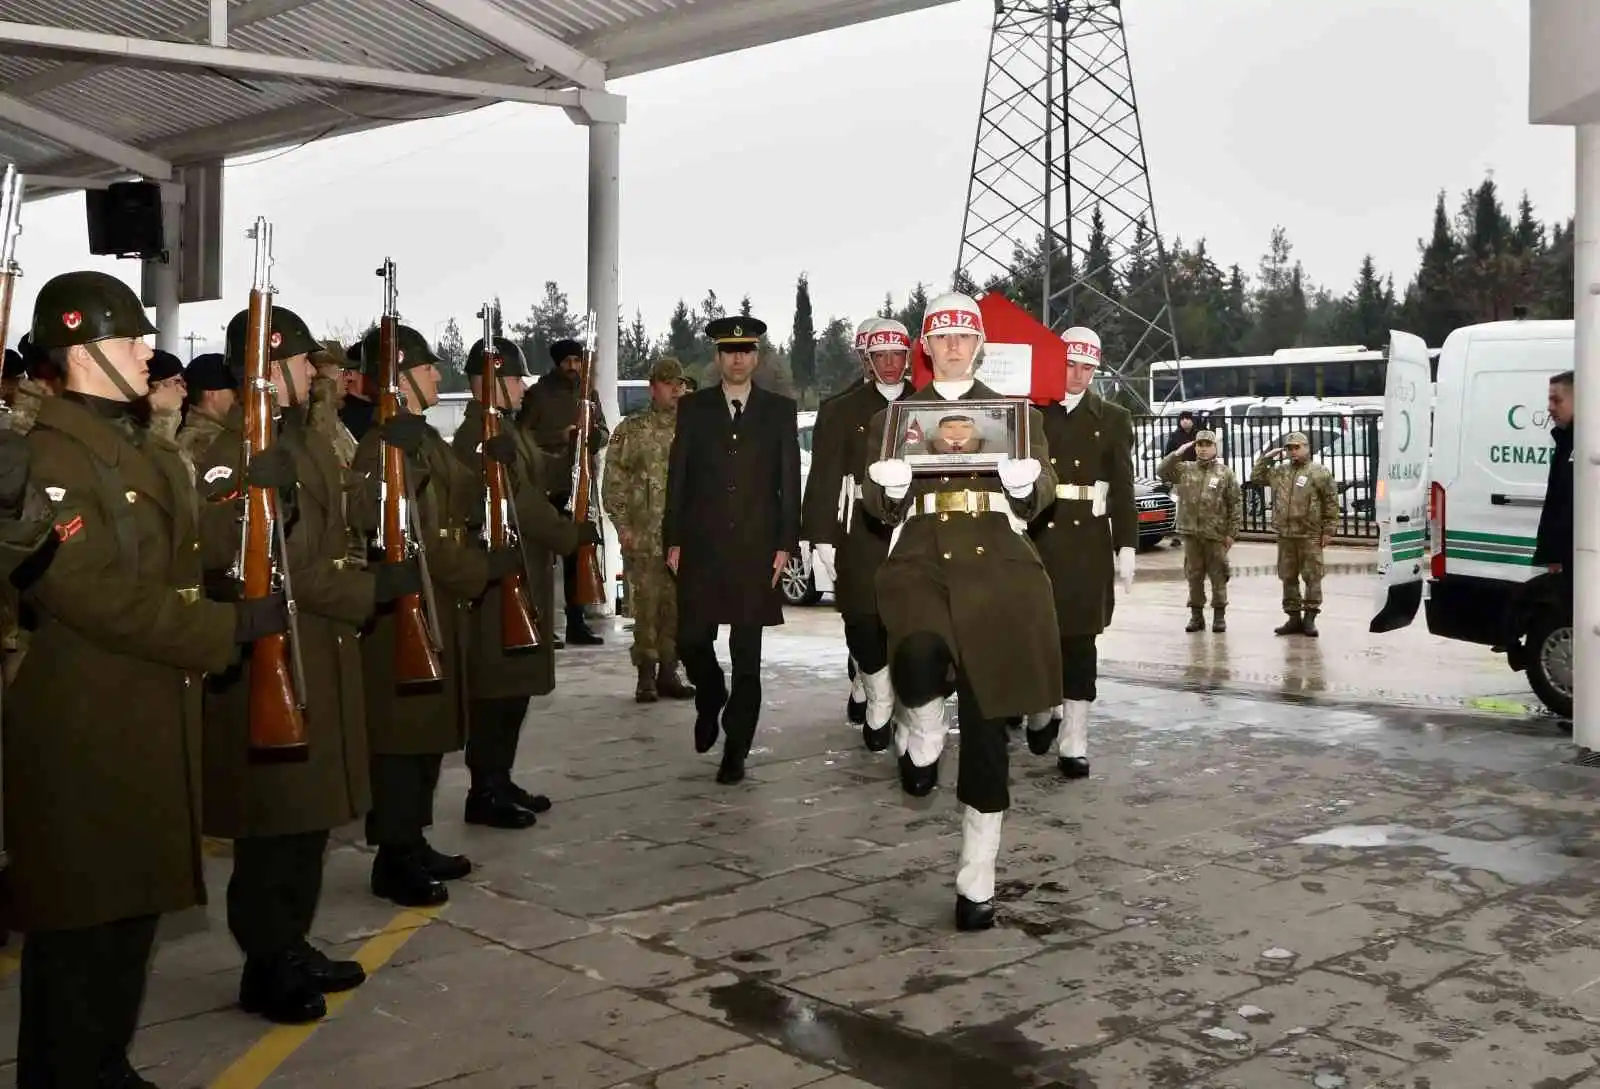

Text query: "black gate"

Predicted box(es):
[1132, 412, 1381, 540]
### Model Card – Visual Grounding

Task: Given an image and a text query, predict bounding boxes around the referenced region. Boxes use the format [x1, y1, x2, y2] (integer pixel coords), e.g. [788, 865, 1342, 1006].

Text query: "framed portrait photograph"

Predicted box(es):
[880, 398, 1029, 473]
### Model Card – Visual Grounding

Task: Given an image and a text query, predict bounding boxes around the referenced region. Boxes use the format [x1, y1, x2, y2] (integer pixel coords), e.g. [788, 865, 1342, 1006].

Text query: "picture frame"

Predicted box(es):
[880, 398, 1029, 474]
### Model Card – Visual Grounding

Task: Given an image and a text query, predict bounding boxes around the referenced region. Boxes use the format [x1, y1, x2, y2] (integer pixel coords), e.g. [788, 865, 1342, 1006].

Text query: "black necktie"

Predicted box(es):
[731, 399, 743, 427]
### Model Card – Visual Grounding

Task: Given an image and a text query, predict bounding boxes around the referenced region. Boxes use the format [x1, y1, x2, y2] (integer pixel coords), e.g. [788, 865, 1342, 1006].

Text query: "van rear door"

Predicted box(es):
[1371, 331, 1433, 632]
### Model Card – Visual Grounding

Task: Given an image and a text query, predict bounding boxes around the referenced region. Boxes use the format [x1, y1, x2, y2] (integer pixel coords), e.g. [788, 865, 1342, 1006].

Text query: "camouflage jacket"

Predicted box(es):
[1251, 455, 1339, 539]
[177, 407, 229, 466]
[600, 402, 675, 558]
[308, 375, 358, 470]
[1158, 452, 1242, 541]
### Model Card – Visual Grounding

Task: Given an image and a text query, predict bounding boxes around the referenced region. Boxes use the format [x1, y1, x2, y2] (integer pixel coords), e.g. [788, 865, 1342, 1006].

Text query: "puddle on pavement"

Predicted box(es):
[706, 976, 1055, 1089]
[1293, 824, 1571, 883]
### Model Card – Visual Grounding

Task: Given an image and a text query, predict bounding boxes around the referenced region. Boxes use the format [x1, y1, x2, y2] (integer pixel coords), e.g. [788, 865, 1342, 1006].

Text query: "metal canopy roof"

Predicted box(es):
[0, 0, 954, 196]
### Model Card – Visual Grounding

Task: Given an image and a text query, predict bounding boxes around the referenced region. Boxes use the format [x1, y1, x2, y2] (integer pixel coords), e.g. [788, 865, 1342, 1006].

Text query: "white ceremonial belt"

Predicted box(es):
[909, 490, 1011, 518]
[1055, 480, 1110, 517]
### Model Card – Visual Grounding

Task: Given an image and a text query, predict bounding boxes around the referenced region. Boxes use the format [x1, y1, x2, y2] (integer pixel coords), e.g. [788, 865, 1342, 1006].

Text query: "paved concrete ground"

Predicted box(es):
[0, 553, 1591, 1089]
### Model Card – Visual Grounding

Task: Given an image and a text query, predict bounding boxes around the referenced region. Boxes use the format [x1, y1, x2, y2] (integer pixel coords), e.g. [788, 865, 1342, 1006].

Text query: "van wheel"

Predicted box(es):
[1525, 611, 1574, 722]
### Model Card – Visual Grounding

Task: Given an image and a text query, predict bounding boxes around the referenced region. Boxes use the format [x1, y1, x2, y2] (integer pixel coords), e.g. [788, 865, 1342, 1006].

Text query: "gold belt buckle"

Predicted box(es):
[933, 490, 988, 514]
[176, 586, 201, 605]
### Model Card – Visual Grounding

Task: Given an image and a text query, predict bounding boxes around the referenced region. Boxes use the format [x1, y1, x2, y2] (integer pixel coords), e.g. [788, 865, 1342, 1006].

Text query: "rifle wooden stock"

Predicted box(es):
[241, 281, 308, 763]
[376, 313, 444, 686]
[478, 325, 539, 652]
[569, 338, 606, 608]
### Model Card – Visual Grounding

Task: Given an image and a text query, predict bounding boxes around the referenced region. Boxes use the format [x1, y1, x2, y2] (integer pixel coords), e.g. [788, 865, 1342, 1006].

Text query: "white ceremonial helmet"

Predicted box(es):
[864, 319, 911, 354]
[1061, 326, 1102, 368]
[921, 292, 985, 344]
[854, 316, 885, 359]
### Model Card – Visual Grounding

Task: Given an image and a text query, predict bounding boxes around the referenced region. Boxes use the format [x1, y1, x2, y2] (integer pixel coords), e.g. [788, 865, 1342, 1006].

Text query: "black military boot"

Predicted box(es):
[370, 846, 448, 907]
[656, 660, 696, 699]
[565, 605, 603, 645]
[418, 838, 473, 881]
[846, 693, 866, 725]
[897, 752, 939, 797]
[239, 951, 327, 1024]
[955, 895, 996, 932]
[1212, 607, 1227, 633]
[1274, 612, 1304, 636]
[464, 784, 537, 829]
[716, 731, 752, 785]
[1185, 608, 1206, 633]
[505, 781, 552, 814]
[98, 1056, 158, 1089]
[635, 661, 659, 703]
[1301, 609, 1320, 638]
[290, 940, 366, 993]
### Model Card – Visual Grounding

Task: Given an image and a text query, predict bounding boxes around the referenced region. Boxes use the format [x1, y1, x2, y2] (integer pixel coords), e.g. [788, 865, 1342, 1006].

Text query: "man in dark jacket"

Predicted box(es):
[1163, 410, 1198, 461]
[1533, 370, 1575, 575]
[664, 315, 802, 785]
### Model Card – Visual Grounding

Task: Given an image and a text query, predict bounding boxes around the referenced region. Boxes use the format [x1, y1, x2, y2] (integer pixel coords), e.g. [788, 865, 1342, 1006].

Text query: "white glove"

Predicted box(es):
[867, 458, 912, 501]
[998, 457, 1042, 498]
[1117, 546, 1136, 587]
[811, 542, 837, 582]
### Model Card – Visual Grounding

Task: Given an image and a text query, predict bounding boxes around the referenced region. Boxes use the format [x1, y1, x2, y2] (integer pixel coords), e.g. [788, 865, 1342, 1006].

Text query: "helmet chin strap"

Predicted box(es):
[404, 368, 428, 411]
[86, 342, 143, 402]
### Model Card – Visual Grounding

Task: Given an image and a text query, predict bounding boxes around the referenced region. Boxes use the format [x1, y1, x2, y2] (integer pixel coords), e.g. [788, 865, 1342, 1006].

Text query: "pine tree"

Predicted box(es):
[435, 317, 468, 393]
[790, 273, 817, 405]
[1399, 191, 1467, 345]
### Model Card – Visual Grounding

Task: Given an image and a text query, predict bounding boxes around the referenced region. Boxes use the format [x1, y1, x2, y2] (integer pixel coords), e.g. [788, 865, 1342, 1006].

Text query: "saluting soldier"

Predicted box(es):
[1252, 431, 1339, 637]
[601, 356, 696, 703]
[8, 272, 288, 1089]
[1159, 429, 1242, 633]
[177, 352, 236, 465]
[352, 324, 512, 907]
[518, 337, 609, 645]
[451, 335, 599, 827]
[801, 318, 914, 750]
[1022, 327, 1136, 780]
[664, 315, 802, 784]
[138, 349, 187, 453]
[193, 305, 423, 1024]
[309, 339, 360, 470]
[862, 291, 1061, 931]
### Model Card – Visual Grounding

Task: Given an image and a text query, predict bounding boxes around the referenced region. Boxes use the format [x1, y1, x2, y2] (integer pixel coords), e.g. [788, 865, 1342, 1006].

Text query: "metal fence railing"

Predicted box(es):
[1131, 412, 1382, 540]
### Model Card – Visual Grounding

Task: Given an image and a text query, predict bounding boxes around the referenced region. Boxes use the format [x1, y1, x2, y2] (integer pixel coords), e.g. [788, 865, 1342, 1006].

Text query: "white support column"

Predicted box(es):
[1574, 123, 1600, 750]
[587, 118, 622, 615]
[148, 188, 183, 352]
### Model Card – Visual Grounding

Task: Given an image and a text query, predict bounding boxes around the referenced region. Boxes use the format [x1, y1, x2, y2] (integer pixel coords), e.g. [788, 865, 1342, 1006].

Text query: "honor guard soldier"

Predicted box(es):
[601, 356, 697, 702]
[862, 291, 1061, 931]
[354, 324, 511, 906]
[1252, 431, 1338, 637]
[802, 319, 914, 750]
[1022, 327, 1136, 779]
[664, 315, 802, 784]
[518, 337, 609, 645]
[192, 305, 423, 1024]
[836, 317, 886, 726]
[177, 353, 236, 465]
[1159, 429, 1241, 632]
[452, 334, 601, 826]
[338, 339, 377, 441]
[9, 271, 289, 1089]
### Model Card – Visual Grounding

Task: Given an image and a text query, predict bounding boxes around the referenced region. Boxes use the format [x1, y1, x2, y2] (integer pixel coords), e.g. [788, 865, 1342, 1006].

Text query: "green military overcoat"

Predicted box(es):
[515, 369, 608, 500]
[451, 402, 584, 700]
[194, 405, 376, 839]
[1029, 391, 1137, 638]
[861, 380, 1062, 718]
[7, 396, 239, 931]
[801, 380, 912, 617]
[351, 415, 488, 755]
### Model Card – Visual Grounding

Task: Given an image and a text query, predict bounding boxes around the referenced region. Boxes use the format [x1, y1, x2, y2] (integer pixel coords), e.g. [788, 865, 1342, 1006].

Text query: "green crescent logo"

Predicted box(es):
[1397, 409, 1411, 454]
[1508, 404, 1525, 430]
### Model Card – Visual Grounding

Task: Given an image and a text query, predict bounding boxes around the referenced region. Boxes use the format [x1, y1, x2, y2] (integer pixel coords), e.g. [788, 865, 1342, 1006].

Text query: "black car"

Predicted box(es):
[1135, 478, 1178, 550]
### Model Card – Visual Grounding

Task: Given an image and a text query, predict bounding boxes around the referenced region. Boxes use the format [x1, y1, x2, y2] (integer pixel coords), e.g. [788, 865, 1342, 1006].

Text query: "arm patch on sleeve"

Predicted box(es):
[54, 513, 85, 543]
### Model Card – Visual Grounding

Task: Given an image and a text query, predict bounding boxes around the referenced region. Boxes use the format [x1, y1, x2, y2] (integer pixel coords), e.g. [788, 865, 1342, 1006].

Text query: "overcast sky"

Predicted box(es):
[6, 0, 1576, 357]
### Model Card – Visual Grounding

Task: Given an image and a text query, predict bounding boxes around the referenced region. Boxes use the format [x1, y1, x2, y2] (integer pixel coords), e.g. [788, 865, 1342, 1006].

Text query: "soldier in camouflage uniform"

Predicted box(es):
[178, 353, 236, 465]
[309, 340, 360, 470]
[1251, 431, 1339, 637]
[602, 357, 696, 702]
[1158, 429, 1241, 633]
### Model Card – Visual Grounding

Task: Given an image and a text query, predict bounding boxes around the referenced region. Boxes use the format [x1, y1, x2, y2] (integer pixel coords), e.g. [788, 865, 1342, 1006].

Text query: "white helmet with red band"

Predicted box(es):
[865, 319, 911, 354]
[1062, 326, 1102, 367]
[854, 317, 884, 356]
[922, 292, 985, 343]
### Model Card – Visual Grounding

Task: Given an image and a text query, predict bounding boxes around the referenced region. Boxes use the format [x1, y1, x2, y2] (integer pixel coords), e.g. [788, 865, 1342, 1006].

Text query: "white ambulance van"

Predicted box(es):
[1370, 322, 1572, 719]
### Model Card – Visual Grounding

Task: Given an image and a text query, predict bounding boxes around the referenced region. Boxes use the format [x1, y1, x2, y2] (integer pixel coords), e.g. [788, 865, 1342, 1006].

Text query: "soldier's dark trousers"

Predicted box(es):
[681, 623, 763, 755]
[228, 831, 330, 960]
[841, 612, 890, 675]
[892, 633, 1010, 813]
[1061, 635, 1098, 703]
[16, 913, 159, 1089]
[466, 697, 527, 786]
[365, 752, 444, 847]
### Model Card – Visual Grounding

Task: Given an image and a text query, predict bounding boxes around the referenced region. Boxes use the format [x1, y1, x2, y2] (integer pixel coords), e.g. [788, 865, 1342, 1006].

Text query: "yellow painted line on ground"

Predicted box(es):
[207, 905, 442, 1089]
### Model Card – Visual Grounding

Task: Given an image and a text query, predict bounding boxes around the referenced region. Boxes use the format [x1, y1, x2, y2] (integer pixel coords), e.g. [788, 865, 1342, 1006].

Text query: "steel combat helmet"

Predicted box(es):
[30, 271, 157, 350]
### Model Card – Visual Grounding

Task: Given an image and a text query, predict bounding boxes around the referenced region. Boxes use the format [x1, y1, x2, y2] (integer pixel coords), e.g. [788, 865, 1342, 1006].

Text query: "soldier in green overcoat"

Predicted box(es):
[193, 305, 423, 1024]
[1022, 326, 1138, 780]
[7, 271, 287, 1089]
[861, 292, 1061, 933]
[801, 319, 914, 750]
[451, 335, 597, 827]
[351, 324, 512, 908]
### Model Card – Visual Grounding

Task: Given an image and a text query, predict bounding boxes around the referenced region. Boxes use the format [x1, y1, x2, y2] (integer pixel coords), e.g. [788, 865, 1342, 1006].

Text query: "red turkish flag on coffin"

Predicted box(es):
[911, 292, 1068, 405]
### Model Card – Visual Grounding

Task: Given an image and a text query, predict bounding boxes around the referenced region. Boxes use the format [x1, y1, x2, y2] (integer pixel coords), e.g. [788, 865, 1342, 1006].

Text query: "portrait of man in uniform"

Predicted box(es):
[885, 400, 1023, 471]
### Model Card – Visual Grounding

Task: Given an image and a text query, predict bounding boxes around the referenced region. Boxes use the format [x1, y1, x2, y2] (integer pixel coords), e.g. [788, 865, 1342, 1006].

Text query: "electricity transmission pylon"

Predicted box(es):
[955, 0, 1180, 409]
